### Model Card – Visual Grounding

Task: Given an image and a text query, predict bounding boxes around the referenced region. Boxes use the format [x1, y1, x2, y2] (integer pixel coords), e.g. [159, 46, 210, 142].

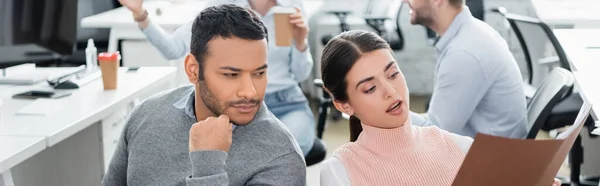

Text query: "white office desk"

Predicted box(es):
[572, 71, 600, 137]
[81, 1, 207, 87]
[81, 0, 325, 52]
[553, 29, 600, 71]
[0, 136, 45, 186]
[0, 67, 175, 146]
[532, 0, 600, 28]
[574, 71, 600, 121]
[81, 1, 208, 52]
[81, 0, 337, 93]
[81, 0, 326, 87]
[0, 67, 175, 186]
[554, 29, 600, 185]
[554, 29, 599, 119]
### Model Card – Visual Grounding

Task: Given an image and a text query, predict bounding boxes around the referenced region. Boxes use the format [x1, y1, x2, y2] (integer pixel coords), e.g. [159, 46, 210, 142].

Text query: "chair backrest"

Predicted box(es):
[466, 0, 485, 21]
[525, 67, 574, 139]
[391, 2, 405, 50]
[500, 12, 571, 88]
[364, 0, 404, 50]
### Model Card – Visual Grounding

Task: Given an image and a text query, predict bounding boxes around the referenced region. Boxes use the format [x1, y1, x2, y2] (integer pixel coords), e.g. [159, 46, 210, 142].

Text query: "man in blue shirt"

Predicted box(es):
[404, 0, 528, 138]
[118, 0, 316, 155]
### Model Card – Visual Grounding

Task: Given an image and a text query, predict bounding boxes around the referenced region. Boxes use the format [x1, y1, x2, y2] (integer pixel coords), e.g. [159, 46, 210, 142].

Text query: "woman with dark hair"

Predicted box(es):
[318, 30, 561, 186]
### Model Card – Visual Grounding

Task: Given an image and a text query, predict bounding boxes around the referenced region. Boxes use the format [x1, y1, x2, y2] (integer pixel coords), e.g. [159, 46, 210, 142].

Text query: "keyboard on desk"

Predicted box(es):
[48, 68, 102, 89]
[72, 69, 101, 84]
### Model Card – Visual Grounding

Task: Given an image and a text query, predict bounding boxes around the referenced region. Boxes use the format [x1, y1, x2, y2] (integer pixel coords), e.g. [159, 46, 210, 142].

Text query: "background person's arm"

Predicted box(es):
[141, 0, 233, 60]
[118, 0, 227, 60]
[142, 21, 192, 60]
[288, 0, 314, 82]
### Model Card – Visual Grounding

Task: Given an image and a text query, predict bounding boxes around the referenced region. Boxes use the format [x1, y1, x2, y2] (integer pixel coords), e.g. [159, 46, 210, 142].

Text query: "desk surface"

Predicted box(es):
[81, 0, 325, 29]
[573, 71, 600, 121]
[81, 1, 207, 29]
[532, 0, 600, 27]
[553, 29, 600, 73]
[0, 67, 176, 146]
[554, 29, 600, 120]
[0, 136, 46, 173]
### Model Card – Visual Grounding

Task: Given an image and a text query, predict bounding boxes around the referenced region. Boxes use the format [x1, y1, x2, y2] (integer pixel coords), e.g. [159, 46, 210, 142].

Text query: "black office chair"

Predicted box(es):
[490, 7, 551, 97]
[302, 81, 327, 165]
[305, 138, 327, 166]
[58, 0, 115, 66]
[318, 10, 352, 123]
[320, 11, 352, 47]
[314, 79, 331, 139]
[493, 8, 598, 185]
[466, 0, 485, 21]
[523, 67, 599, 186]
[320, 1, 405, 50]
[525, 67, 573, 139]
[491, 7, 596, 131]
[363, 0, 405, 51]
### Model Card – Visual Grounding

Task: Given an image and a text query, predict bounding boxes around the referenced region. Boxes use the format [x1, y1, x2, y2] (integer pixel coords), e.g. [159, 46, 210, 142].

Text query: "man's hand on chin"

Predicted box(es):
[189, 115, 233, 152]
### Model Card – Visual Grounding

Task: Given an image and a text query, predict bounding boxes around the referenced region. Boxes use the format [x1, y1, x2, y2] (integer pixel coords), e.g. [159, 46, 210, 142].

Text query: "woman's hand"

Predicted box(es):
[551, 178, 561, 186]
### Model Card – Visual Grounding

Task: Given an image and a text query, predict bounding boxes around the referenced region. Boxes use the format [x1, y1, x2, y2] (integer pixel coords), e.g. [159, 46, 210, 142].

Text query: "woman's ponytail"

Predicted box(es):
[349, 115, 363, 142]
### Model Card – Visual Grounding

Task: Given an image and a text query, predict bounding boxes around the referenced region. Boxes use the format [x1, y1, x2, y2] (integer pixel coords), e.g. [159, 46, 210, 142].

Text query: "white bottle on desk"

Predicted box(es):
[85, 39, 98, 71]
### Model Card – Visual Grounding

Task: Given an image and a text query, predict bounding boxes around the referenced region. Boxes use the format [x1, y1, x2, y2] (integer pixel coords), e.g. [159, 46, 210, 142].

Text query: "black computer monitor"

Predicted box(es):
[0, 0, 78, 67]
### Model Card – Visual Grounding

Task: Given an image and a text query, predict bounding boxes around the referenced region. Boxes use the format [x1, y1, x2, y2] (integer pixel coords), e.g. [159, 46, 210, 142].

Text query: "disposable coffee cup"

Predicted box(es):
[273, 6, 296, 47]
[98, 52, 120, 90]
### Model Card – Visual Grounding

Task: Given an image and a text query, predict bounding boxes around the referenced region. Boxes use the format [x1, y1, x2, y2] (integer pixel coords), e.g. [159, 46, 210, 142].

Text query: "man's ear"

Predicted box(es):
[332, 100, 354, 116]
[184, 54, 199, 83]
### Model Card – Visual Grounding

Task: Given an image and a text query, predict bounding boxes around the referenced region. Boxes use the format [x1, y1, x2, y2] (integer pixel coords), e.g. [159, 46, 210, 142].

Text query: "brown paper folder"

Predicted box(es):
[452, 102, 592, 186]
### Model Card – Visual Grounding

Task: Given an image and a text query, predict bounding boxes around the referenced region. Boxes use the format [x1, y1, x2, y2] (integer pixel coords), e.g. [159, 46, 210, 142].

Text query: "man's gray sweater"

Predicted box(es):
[102, 85, 306, 185]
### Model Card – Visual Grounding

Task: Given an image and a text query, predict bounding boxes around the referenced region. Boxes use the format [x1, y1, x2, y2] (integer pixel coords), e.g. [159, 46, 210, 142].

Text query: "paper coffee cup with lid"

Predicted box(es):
[98, 52, 121, 90]
[273, 6, 296, 47]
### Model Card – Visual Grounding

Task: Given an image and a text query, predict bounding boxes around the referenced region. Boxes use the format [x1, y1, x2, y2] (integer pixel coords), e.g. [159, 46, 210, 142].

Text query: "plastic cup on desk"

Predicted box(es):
[98, 52, 120, 90]
[273, 6, 296, 47]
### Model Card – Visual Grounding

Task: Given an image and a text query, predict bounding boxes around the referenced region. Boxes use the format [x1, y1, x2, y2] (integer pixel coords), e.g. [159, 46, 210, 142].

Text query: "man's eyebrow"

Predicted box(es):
[219, 66, 242, 72]
[255, 64, 268, 71]
[384, 61, 395, 71]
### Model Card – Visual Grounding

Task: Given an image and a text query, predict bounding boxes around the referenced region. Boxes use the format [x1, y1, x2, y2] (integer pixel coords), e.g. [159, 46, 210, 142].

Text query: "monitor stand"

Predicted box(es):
[0, 45, 59, 68]
[24, 51, 55, 57]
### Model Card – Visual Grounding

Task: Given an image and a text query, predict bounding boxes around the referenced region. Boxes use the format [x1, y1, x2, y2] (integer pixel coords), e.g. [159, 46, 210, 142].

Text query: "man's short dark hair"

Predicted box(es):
[449, 0, 464, 8]
[190, 4, 268, 80]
